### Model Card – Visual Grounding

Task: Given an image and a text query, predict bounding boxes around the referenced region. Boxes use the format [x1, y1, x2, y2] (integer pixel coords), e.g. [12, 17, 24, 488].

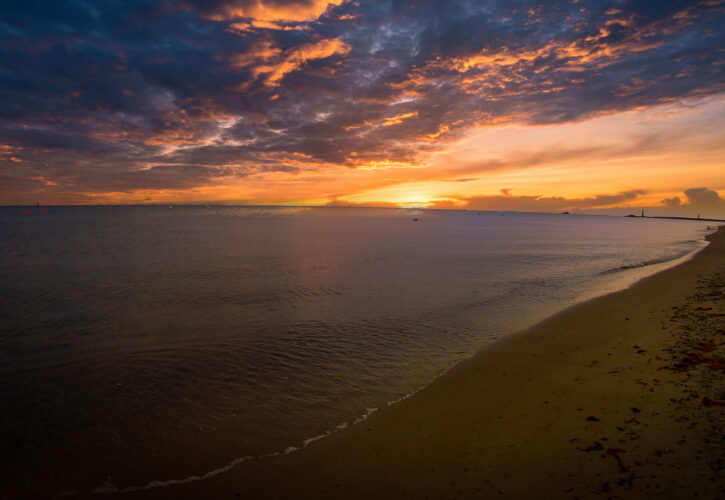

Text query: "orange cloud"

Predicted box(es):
[343, 120, 372, 131]
[425, 7, 701, 102]
[204, 0, 344, 22]
[138, 109, 240, 149]
[30, 176, 58, 186]
[229, 40, 282, 67]
[228, 19, 309, 31]
[234, 37, 350, 86]
[382, 111, 418, 127]
[449, 33, 664, 76]
[0, 144, 22, 162]
[418, 120, 463, 141]
[450, 47, 545, 71]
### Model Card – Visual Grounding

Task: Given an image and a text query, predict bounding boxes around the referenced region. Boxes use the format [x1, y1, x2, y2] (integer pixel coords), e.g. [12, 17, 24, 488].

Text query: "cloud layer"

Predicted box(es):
[1, 0, 724, 203]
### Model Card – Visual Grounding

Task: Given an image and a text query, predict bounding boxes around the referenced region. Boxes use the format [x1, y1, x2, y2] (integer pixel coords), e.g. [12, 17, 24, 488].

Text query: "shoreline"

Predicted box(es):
[84, 229, 711, 497]
[125, 225, 725, 499]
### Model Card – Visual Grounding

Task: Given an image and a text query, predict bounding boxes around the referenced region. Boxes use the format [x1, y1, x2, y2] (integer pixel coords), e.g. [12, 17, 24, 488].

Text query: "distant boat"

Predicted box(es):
[562, 211, 569, 215]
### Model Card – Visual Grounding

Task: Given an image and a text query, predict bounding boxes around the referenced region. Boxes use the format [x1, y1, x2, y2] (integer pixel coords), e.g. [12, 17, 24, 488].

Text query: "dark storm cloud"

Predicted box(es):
[1, 0, 724, 196]
[662, 187, 725, 212]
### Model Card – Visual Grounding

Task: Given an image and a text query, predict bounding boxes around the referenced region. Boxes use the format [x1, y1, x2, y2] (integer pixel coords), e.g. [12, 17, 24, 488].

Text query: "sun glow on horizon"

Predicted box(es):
[2, 1, 725, 217]
[36, 94, 725, 218]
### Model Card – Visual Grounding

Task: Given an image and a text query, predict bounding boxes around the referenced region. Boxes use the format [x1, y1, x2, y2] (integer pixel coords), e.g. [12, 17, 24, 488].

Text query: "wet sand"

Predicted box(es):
[128, 226, 725, 499]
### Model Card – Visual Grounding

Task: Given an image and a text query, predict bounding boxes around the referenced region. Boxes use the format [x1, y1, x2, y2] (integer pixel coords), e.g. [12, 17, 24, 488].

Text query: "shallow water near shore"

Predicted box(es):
[0, 206, 715, 495]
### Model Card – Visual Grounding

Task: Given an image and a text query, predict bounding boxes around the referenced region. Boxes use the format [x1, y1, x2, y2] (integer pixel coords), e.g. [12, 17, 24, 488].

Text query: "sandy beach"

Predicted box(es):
[123, 227, 723, 499]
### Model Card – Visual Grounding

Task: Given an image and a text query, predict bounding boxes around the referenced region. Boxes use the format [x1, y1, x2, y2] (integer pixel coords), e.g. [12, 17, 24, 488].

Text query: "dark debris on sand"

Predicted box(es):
[574, 266, 725, 498]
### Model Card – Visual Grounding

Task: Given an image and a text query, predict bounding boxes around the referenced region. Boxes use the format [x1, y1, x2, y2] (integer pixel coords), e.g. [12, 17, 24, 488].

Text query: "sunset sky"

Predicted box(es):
[1, 0, 724, 217]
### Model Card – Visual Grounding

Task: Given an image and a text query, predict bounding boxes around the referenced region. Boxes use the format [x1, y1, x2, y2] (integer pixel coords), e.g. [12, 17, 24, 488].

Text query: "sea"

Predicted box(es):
[0, 206, 715, 496]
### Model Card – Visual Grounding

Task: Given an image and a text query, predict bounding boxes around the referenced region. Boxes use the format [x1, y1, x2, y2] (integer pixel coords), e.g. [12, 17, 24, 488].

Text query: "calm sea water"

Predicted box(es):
[0, 206, 714, 496]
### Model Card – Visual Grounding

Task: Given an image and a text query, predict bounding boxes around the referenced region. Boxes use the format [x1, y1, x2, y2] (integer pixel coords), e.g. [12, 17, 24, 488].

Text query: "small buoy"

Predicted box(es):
[25, 210, 30, 215]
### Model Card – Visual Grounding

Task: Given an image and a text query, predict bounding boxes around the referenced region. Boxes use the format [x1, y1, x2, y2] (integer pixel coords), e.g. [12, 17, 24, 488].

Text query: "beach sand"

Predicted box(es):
[128, 226, 725, 499]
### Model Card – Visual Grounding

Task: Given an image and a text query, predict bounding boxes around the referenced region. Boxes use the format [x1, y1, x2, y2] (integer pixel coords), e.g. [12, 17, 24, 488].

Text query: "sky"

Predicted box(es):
[1, 0, 724, 217]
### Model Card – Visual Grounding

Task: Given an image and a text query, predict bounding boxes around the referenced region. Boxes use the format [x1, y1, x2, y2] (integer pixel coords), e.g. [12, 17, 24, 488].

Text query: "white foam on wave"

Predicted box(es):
[87, 369, 454, 497]
[92, 455, 250, 494]
[352, 407, 378, 425]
